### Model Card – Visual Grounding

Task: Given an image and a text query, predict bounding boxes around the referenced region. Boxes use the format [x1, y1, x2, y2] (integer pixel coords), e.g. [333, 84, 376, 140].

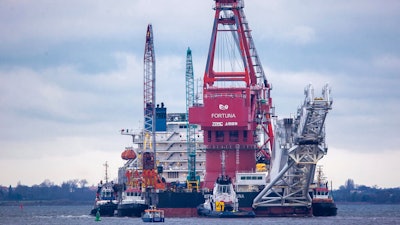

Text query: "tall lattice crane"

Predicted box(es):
[185, 47, 200, 191]
[143, 24, 156, 155]
[119, 24, 157, 186]
[142, 24, 163, 190]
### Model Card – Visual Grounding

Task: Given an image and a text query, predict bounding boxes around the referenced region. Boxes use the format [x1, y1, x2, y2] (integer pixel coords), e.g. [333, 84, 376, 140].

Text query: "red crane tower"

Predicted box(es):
[189, 0, 273, 189]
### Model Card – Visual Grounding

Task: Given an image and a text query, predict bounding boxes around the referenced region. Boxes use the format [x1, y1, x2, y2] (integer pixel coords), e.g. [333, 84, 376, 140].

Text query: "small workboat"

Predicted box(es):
[141, 206, 165, 222]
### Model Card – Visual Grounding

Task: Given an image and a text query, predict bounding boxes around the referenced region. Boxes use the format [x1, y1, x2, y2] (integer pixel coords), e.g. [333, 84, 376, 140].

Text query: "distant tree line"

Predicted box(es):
[332, 179, 400, 204]
[2, 178, 400, 205]
[0, 179, 96, 205]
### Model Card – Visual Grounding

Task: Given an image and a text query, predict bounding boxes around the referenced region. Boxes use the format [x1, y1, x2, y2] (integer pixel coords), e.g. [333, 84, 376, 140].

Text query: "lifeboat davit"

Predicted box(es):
[121, 149, 136, 160]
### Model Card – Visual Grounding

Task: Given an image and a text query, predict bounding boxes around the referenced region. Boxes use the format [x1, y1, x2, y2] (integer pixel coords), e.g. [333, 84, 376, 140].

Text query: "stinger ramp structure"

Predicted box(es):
[253, 84, 333, 216]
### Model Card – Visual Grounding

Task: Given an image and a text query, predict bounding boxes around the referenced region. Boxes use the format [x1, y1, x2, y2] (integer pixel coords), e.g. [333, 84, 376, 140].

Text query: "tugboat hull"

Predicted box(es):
[90, 202, 117, 217]
[197, 204, 255, 218]
[312, 202, 337, 216]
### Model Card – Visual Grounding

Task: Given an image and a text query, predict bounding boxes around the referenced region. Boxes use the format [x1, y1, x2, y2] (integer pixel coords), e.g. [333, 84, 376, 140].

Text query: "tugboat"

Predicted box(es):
[117, 186, 148, 217]
[90, 162, 118, 216]
[311, 166, 337, 216]
[117, 169, 148, 217]
[142, 206, 165, 222]
[116, 148, 149, 217]
[197, 175, 255, 218]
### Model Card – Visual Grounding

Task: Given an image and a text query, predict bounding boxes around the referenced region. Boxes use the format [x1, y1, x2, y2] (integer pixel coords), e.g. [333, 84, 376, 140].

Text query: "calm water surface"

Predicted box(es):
[0, 204, 399, 225]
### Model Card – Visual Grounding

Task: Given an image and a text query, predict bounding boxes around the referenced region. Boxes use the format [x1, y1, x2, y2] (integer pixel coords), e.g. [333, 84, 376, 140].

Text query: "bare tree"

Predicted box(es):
[40, 179, 54, 187]
[345, 179, 355, 190]
[79, 179, 88, 188]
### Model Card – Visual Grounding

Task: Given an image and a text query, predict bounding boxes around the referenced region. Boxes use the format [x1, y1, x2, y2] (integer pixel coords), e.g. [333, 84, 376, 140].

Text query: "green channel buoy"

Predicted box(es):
[95, 209, 101, 221]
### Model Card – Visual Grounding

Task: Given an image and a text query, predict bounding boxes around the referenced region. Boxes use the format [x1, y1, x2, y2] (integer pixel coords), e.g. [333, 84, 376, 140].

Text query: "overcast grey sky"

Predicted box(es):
[1, 0, 399, 189]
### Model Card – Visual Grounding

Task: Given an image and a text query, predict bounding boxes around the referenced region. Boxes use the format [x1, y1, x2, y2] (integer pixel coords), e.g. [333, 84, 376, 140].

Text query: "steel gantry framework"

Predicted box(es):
[253, 84, 333, 214]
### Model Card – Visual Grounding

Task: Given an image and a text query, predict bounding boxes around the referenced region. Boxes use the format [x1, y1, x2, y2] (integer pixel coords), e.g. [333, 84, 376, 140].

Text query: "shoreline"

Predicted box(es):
[0, 200, 93, 206]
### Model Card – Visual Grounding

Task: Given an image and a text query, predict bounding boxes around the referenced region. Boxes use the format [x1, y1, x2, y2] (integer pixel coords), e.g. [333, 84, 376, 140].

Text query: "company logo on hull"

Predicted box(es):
[219, 104, 229, 110]
[211, 104, 239, 126]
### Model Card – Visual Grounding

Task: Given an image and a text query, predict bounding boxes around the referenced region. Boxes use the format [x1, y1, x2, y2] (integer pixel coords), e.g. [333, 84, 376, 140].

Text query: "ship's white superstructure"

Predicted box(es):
[119, 113, 205, 185]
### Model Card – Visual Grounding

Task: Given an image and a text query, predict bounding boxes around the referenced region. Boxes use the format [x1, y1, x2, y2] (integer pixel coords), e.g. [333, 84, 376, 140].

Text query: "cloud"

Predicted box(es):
[0, 150, 125, 186]
[321, 147, 400, 189]
[373, 54, 400, 71]
[264, 64, 400, 156]
[0, 53, 143, 162]
[265, 68, 333, 115]
[283, 26, 317, 45]
[0, 53, 142, 121]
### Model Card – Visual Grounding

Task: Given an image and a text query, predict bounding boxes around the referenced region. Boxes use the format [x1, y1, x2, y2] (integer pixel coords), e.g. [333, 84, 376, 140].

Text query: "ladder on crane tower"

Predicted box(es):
[253, 84, 333, 211]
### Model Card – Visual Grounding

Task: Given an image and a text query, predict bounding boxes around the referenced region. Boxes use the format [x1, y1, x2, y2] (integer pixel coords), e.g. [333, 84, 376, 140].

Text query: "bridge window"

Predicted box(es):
[167, 172, 179, 179]
[243, 131, 248, 142]
[216, 131, 224, 142]
[239, 176, 262, 180]
[217, 185, 231, 194]
[229, 130, 239, 142]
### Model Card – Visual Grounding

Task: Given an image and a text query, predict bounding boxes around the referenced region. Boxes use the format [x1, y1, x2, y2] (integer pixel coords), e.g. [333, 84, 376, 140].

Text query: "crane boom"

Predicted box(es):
[143, 24, 156, 165]
[185, 47, 200, 190]
[142, 24, 164, 191]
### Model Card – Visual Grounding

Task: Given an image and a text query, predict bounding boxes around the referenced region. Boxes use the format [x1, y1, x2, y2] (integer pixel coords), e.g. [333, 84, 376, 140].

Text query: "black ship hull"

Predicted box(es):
[153, 191, 205, 217]
[312, 202, 337, 216]
[117, 202, 148, 217]
[90, 202, 117, 217]
[152, 191, 317, 217]
[150, 191, 259, 217]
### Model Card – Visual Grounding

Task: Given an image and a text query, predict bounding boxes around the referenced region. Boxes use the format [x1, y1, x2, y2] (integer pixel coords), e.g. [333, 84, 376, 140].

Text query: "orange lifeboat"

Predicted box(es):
[121, 149, 136, 160]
